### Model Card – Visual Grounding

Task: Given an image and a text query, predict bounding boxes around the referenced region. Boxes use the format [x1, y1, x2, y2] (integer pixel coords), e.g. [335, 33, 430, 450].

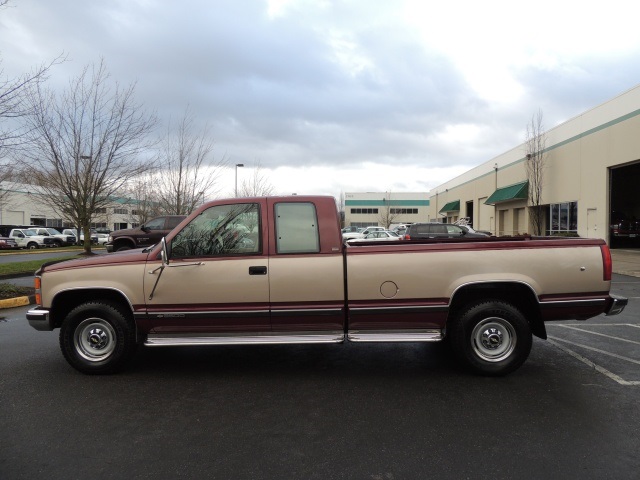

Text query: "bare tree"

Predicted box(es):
[124, 173, 163, 226]
[525, 109, 547, 236]
[1, 41, 63, 207]
[337, 191, 346, 227]
[377, 191, 400, 229]
[20, 59, 157, 253]
[238, 162, 275, 197]
[155, 107, 226, 215]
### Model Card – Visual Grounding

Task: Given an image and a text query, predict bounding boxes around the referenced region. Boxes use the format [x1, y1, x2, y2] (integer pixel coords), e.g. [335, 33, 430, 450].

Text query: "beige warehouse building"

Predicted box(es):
[428, 84, 640, 245]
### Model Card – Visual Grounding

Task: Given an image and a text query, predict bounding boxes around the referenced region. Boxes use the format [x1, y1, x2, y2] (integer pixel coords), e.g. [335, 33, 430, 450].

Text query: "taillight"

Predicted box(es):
[34, 276, 42, 306]
[601, 245, 612, 281]
[404, 234, 411, 240]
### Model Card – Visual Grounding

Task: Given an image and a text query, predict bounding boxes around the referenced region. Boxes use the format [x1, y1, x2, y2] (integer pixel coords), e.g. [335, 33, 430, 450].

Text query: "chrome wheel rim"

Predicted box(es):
[471, 317, 517, 362]
[74, 318, 117, 362]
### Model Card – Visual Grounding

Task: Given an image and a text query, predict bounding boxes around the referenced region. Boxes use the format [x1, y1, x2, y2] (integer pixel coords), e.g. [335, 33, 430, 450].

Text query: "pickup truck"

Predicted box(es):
[9, 228, 56, 249]
[28, 227, 76, 247]
[27, 195, 627, 376]
[105, 215, 186, 252]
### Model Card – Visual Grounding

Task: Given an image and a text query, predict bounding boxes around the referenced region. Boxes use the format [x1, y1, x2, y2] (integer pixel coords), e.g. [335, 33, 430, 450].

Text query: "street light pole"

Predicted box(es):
[235, 163, 244, 197]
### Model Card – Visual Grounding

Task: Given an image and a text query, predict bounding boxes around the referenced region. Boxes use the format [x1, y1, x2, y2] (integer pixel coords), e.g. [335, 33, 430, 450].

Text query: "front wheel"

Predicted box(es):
[59, 302, 138, 374]
[449, 301, 532, 376]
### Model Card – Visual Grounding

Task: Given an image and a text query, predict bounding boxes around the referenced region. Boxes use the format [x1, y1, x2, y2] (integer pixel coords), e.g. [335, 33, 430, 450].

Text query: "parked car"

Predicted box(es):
[28, 227, 76, 247]
[62, 229, 98, 245]
[347, 231, 401, 242]
[610, 212, 639, 246]
[95, 233, 109, 245]
[391, 224, 409, 236]
[458, 225, 491, 237]
[106, 215, 187, 252]
[0, 236, 19, 249]
[403, 223, 489, 240]
[7, 228, 56, 249]
[343, 226, 386, 240]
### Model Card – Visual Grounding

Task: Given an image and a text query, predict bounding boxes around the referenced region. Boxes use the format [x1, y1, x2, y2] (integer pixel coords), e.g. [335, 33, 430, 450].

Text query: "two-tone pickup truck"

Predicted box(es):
[27, 196, 627, 376]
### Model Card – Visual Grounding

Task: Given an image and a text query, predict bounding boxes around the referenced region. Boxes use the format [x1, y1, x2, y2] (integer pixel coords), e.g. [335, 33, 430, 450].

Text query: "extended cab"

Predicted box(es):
[27, 196, 627, 376]
[105, 215, 186, 252]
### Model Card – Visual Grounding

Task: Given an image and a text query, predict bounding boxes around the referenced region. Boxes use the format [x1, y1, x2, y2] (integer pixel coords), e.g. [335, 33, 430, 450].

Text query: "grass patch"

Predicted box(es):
[0, 256, 76, 276]
[0, 283, 34, 299]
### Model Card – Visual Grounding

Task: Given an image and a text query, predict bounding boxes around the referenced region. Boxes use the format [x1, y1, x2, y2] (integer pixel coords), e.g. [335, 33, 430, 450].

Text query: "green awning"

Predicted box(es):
[439, 200, 460, 214]
[485, 181, 528, 205]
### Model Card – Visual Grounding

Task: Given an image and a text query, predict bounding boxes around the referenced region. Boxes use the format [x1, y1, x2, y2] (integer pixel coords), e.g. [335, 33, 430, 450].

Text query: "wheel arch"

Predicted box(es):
[49, 288, 134, 329]
[447, 281, 547, 339]
[112, 236, 136, 250]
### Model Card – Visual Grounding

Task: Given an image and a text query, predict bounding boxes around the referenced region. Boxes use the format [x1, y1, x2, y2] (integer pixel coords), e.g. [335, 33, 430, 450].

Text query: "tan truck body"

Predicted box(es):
[27, 195, 626, 375]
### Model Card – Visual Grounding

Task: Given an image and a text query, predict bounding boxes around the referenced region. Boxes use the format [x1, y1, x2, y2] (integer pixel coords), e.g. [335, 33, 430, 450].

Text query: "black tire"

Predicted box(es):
[116, 245, 132, 252]
[450, 300, 532, 376]
[27, 242, 39, 250]
[59, 302, 137, 374]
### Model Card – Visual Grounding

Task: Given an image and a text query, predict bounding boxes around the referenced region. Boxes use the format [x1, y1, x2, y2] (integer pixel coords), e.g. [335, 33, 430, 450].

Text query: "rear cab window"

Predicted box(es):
[274, 202, 320, 254]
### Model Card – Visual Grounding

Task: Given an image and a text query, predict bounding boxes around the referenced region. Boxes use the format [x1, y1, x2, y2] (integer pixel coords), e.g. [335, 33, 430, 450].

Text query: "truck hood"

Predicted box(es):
[38, 249, 152, 274]
[110, 226, 145, 237]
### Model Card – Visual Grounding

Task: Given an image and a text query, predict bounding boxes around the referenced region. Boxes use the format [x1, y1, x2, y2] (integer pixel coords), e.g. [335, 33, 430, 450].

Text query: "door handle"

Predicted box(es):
[249, 266, 267, 275]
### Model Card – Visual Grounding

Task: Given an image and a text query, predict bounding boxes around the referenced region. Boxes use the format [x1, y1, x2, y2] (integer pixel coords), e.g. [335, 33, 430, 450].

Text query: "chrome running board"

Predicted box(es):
[145, 331, 345, 347]
[145, 329, 444, 347]
[347, 329, 443, 343]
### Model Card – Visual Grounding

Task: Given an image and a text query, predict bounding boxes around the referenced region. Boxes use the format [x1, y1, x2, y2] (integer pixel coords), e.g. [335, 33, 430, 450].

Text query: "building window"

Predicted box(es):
[350, 208, 379, 214]
[95, 208, 107, 214]
[46, 219, 63, 228]
[548, 202, 578, 235]
[390, 208, 418, 214]
[114, 208, 128, 215]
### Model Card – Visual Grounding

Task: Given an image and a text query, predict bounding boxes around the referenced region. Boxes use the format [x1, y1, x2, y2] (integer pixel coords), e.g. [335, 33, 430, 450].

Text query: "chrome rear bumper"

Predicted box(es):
[605, 294, 628, 316]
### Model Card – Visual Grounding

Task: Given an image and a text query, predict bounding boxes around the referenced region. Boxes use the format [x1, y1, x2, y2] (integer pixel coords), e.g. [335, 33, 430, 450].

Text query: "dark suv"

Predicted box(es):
[403, 222, 489, 240]
[106, 215, 186, 252]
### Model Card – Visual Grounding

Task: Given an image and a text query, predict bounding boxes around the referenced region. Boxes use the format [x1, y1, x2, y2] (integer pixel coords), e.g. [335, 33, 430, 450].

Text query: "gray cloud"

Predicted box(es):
[3, 0, 640, 196]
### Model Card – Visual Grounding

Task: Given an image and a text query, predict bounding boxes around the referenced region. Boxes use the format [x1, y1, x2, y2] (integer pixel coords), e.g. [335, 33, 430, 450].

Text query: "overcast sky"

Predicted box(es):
[2, 0, 640, 198]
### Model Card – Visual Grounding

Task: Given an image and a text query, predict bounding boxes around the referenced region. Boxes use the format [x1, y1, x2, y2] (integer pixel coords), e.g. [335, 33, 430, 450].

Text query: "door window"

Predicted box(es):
[171, 203, 260, 257]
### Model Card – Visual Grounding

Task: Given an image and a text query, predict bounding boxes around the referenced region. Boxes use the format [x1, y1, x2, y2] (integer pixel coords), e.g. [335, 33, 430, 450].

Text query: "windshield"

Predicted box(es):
[46, 228, 62, 235]
[24, 230, 36, 237]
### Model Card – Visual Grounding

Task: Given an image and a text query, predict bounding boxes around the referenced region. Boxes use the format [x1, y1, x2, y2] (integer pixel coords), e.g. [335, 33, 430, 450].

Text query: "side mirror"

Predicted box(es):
[160, 237, 169, 266]
[141, 225, 151, 233]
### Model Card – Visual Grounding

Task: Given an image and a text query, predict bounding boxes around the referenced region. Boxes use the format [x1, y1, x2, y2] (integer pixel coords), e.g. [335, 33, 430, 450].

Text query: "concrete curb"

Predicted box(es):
[0, 294, 35, 309]
[0, 273, 35, 310]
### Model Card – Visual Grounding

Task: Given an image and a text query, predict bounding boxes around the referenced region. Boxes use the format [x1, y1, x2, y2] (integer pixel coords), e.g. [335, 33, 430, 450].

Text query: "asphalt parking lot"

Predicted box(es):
[545, 273, 640, 386]
[1, 250, 639, 479]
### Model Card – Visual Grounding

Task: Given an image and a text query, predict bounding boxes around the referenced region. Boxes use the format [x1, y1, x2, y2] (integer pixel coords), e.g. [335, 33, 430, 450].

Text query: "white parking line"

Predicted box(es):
[551, 324, 640, 345]
[549, 323, 636, 327]
[548, 336, 640, 365]
[547, 339, 640, 386]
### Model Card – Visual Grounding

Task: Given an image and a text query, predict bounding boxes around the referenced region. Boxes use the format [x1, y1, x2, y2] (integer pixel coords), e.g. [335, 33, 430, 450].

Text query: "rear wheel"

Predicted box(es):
[59, 302, 137, 374]
[27, 242, 39, 249]
[450, 300, 532, 376]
